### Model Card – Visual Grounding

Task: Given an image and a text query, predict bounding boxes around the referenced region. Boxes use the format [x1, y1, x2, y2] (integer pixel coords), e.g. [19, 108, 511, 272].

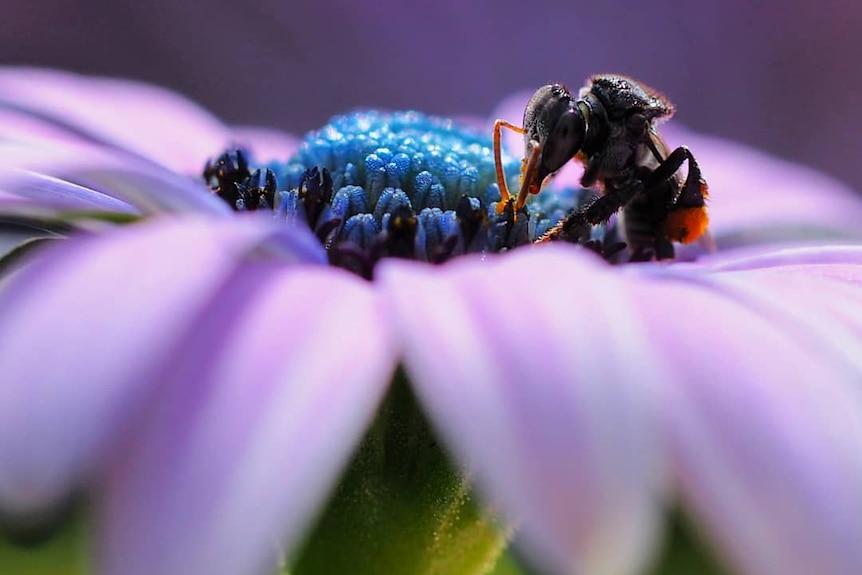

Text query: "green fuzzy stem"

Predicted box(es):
[648, 510, 728, 575]
[0, 502, 89, 575]
[290, 370, 509, 575]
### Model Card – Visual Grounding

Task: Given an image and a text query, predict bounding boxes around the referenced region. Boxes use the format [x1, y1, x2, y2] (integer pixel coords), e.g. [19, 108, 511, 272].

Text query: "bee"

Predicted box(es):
[493, 74, 709, 260]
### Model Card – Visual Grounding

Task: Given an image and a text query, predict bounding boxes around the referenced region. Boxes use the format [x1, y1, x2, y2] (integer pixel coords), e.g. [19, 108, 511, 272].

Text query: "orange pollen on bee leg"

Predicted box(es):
[664, 207, 709, 244]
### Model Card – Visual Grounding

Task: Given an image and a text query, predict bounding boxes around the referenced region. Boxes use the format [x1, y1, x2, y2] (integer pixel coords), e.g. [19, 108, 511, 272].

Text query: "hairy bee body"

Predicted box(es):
[495, 74, 709, 261]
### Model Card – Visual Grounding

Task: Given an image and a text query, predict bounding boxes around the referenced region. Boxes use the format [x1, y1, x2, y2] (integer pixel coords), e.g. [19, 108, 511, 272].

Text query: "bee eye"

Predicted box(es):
[542, 108, 586, 175]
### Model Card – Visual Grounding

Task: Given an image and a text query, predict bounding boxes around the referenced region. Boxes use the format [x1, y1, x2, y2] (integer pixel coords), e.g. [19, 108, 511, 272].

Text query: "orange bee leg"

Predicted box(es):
[493, 119, 526, 215]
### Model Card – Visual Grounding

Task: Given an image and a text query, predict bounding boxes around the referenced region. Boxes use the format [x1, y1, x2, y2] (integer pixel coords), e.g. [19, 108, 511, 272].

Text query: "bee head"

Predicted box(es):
[522, 84, 587, 190]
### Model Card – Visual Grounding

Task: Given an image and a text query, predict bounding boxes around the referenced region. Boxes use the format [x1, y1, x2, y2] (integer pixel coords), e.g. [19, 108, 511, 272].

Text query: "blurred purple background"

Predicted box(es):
[3, 0, 862, 190]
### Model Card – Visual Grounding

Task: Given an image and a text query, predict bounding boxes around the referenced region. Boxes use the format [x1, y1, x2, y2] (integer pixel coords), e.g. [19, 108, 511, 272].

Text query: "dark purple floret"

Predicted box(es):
[203, 148, 250, 208]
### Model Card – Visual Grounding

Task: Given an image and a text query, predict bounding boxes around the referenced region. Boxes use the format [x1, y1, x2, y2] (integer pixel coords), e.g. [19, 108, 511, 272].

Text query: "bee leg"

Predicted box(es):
[514, 140, 543, 212]
[629, 245, 654, 262]
[493, 119, 526, 214]
[542, 179, 644, 243]
[655, 237, 675, 260]
[583, 179, 644, 224]
[677, 150, 708, 209]
[644, 146, 709, 244]
[580, 154, 603, 188]
[540, 213, 591, 243]
[644, 146, 708, 208]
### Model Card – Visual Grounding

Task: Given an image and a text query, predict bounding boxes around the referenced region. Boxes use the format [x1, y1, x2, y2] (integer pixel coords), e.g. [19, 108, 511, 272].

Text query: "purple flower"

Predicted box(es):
[2, 68, 862, 575]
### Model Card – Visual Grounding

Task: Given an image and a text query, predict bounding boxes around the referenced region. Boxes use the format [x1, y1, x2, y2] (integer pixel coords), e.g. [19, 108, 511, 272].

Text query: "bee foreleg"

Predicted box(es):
[493, 119, 527, 214]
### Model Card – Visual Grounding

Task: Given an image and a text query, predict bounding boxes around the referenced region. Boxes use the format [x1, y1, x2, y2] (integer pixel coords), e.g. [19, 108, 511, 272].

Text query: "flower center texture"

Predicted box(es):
[203, 110, 613, 278]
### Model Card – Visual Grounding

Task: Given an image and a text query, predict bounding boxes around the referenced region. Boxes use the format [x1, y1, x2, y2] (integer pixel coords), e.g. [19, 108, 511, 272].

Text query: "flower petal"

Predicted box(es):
[672, 244, 862, 377]
[378, 246, 665, 575]
[689, 243, 862, 272]
[0, 168, 137, 216]
[0, 216, 325, 518]
[668, 377, 862, 574]
[0, 140, 230, 215]
[632, 261, 862, 575]
[0, 105, 87, 148]
[0, 67, 232, 173]
[96, 264, 396, 575]
[0, 224, 59, 274]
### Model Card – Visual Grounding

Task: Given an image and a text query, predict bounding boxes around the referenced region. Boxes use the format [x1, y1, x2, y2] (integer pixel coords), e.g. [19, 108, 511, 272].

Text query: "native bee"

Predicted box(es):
[493, 74, 709, 260]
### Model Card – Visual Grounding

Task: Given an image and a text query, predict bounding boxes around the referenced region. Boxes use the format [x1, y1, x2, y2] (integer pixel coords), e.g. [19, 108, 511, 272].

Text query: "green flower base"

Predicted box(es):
[290, 370, 509, 575]
[0, 510, 89, 575]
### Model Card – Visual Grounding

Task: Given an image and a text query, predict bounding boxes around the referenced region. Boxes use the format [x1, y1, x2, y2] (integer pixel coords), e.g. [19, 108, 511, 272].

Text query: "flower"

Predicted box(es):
[2, 68, 862, 575]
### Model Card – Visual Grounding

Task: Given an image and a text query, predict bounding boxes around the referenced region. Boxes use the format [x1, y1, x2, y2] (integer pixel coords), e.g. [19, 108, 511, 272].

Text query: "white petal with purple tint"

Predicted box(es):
[0, 68, 301, 175]
[97, 264, 396, 575]
[0, 168, 137, 216]
[379, 246, 666, 575]
[633, 257, 862, 575]
[0, 68, 232, 173]
[0, 217, 325, 517]
[0, 140, 230, 215]
[692, 243, 862, 271]
[0, 106, 87, 149]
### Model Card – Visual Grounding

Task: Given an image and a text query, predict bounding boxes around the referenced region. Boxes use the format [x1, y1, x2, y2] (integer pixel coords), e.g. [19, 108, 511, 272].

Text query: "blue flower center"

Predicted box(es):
[204, 110, 614, 278]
